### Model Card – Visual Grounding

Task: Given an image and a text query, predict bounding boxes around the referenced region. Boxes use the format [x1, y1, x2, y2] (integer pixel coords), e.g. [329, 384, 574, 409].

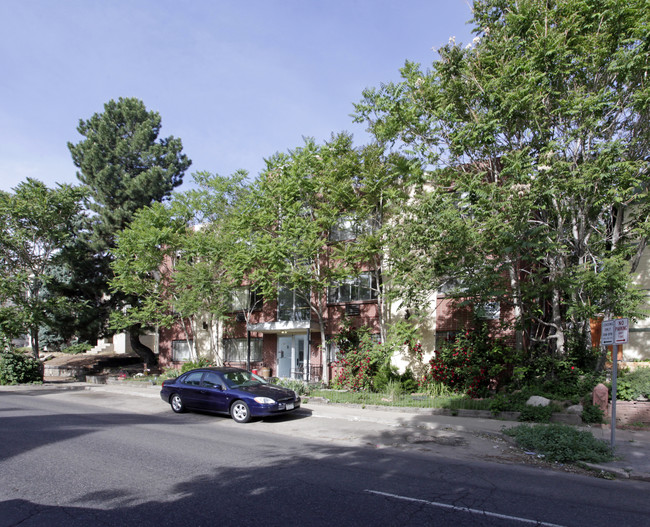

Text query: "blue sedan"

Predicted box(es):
[160, 367, 301, 423]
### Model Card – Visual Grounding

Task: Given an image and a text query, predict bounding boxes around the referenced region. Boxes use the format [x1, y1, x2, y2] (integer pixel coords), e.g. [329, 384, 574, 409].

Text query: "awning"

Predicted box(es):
[246, 320, 319, 334]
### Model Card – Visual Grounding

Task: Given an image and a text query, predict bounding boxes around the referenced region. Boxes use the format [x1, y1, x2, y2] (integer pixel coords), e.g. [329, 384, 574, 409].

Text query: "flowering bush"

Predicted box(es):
[330, 320, 388, 392]
[420, 329, 514, 397]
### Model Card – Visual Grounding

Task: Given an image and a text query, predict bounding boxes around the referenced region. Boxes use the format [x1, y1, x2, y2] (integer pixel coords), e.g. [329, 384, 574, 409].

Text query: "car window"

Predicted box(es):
[202, 372, 223, 389]
[182, 371, 204, 386]
[223, 370, 263, 388]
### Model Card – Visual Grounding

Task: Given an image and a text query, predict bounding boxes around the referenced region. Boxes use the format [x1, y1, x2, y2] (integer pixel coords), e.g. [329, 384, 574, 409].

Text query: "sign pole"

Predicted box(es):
[611, 344, 617, 449]
[599, 318, 628, 450]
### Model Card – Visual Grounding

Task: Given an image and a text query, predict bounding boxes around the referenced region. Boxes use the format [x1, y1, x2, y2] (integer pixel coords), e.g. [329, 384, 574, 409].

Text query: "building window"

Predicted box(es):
[277, 287, 311, 321]
[229, 287, 262, 312]
[172, 340, 192, 362]
[328, 272, 377, 304]
[223, 338, 263, 362]
[476, 301, 500, 320]
[434, 331, 458, 351]
[329, 215, 376, 242]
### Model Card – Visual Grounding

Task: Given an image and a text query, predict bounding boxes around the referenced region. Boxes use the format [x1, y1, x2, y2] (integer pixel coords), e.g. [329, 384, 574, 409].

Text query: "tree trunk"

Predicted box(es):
[30, 327, 40, 359]
[550, 286, 565, 355]
[128, 324, 157, 365]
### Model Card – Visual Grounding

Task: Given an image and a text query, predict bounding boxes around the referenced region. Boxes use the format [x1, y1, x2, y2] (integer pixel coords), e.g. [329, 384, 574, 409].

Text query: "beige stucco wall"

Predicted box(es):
[629, 247, 650, 360]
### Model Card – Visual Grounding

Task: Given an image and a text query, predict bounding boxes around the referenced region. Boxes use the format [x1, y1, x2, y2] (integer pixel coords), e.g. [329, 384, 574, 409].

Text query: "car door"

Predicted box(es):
[177, 371, 205, 409]
[198, 371, 230, 413]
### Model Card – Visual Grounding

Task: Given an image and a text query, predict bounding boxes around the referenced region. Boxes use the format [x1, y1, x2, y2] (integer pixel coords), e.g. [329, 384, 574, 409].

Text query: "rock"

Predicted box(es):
[526, 396, 550, 407]
[566, 404, 583, 415]
[592, 383, 609, 412]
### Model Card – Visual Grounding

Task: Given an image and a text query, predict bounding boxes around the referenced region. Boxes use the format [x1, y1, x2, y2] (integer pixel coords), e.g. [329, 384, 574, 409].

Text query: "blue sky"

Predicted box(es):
[0, 0, 476, 193]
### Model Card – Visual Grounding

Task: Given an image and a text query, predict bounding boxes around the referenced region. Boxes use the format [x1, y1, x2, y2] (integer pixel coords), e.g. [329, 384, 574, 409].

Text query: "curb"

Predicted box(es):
[580, 462, 650, 482]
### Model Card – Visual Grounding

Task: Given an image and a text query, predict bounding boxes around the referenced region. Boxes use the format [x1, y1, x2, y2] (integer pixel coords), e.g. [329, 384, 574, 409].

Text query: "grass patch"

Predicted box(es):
[504, 423, 613, 463]
[308, 389, 492, 411]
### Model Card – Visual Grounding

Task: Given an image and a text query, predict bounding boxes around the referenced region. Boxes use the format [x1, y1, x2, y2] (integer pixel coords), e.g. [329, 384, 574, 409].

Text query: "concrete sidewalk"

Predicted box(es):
[4, 380, 650, 481]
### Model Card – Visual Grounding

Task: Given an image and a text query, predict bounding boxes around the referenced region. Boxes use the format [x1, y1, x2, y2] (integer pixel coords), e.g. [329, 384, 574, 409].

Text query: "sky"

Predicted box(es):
[0, 0, 476, 194]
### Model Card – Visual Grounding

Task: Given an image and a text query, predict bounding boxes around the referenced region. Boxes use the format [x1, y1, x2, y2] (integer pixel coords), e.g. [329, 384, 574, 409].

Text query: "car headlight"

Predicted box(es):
[253, 397, 276, 404]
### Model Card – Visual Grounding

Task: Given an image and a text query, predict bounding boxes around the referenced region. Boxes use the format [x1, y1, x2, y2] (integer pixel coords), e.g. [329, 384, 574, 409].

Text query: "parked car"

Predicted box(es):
[160, 367, 301, 423]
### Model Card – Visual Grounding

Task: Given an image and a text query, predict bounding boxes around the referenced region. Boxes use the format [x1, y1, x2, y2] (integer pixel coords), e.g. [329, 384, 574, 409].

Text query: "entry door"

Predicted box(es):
[277, 335, 308, 379]
[277, 336, 292, 378]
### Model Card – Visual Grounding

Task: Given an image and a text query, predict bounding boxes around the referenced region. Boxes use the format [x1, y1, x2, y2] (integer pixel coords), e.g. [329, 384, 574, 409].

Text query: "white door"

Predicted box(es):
[277, 336, 292, 378]
[277, 334, 308, 379]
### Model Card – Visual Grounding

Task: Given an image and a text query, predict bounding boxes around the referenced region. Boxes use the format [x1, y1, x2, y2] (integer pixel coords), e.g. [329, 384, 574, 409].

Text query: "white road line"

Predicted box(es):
[365, 490, 567, 527]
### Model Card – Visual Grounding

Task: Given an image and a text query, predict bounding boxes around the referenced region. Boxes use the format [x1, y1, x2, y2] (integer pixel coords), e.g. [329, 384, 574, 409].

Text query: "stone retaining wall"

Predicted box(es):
[610, 401, 650, 425]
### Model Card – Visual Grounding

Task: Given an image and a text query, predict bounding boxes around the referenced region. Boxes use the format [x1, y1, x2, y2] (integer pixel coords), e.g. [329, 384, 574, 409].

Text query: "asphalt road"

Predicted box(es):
[1, 389, 648, 527]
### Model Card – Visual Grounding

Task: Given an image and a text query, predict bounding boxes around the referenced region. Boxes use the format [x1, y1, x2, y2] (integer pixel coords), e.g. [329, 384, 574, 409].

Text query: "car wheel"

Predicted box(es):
[170, 393, 185, 413]
[231, 400, 251, 423]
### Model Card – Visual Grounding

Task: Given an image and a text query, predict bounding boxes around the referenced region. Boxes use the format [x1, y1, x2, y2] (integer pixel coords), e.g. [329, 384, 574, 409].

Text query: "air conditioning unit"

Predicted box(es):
[345, 304, 361, 316]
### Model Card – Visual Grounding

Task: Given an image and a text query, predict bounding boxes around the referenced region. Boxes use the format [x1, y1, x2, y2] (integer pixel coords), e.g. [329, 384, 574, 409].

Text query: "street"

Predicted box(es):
[1, 388, 648, 526]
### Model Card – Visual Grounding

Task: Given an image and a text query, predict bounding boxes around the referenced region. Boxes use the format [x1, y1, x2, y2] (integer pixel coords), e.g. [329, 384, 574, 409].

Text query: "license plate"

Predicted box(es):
[286, 402, 294, 410]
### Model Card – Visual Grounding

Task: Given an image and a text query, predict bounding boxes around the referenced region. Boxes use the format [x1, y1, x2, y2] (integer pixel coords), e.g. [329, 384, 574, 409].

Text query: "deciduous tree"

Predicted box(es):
[0, 179, 86, 357]
[354, 0, 650, 358]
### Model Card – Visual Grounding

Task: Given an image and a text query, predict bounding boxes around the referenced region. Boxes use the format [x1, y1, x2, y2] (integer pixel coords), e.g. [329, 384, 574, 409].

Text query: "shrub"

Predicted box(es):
[614, 367, 650, 401]
[399, 368, 418, 394]
[372, 363, 399, 393]
[0, 351, 43, 385]
[330, 321, 388, 392]
[420, 327, 518, 397]
[272, 378, 310, 396]
[581, 402, 604, 424]
[504, 423, 613, 463]
[180, 357, 212, 373]
[62, 342, 92, 355]
[518, 404, 553, 423]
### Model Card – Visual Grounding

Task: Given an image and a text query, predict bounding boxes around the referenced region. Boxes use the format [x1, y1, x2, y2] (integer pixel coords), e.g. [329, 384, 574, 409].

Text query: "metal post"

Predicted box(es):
[611, 344, 618, 449]
[306, 329, 311, 382]
[246, 330, 251, 371]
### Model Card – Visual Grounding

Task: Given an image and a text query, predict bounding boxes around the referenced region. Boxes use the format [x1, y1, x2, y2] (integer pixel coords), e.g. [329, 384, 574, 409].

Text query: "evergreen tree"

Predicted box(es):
[68, 97, 191, 364]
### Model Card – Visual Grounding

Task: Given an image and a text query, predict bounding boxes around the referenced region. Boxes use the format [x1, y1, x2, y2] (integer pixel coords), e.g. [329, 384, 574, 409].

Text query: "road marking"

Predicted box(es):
[365, 490, 567, 527]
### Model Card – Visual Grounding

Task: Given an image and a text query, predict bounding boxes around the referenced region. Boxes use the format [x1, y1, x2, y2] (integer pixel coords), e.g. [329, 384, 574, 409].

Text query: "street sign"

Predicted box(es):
[600, 318, 628, 346]
[601, 318, 629, 449]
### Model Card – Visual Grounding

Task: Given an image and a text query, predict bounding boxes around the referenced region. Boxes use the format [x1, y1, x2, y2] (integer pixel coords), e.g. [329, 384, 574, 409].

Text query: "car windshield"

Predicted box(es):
[223, 371, 266, 388]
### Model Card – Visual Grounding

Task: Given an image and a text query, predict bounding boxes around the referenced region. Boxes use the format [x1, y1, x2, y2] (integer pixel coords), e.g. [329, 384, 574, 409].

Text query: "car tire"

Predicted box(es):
[170, 393, 185, 413]
[231, 400, 251, 423]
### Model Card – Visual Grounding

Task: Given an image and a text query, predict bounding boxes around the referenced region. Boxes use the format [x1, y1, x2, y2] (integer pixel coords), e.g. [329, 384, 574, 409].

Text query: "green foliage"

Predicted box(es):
[372, 363, 418, 394]
[508, 346, 605, 400]
[489, 393, 514, 414]
[0, 351, 43, 385]
[581, 402, 605, 425]
[271, 378, 310, 396]
[518, 405, 553, 423]
[179, 357, 212, 374]
[354, 0, 650, 356]
[504, 424, 613, 464]
[68, 97, 191, 250]
[330, 321, 390, 391]
[68, 98, 191, 365]
[61, 342, 92, 355]
[0, 179, 87, 357]
[371, 362, 399, 393]
[614, 367, 650, 401]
